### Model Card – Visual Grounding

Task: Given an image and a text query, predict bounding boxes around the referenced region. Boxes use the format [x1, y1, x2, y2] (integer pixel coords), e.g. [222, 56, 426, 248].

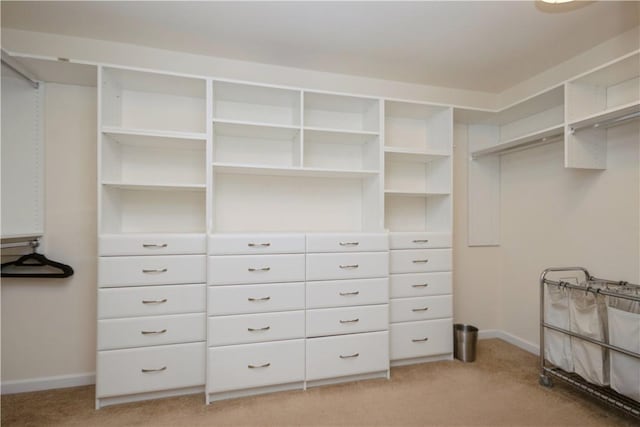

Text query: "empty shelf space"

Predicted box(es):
[384, 147, 449, 163]
[304, 92, 379, 133]
[213, 163, 378, 178]
[470, 124, 564, 158]
[213, 119, 300, 139]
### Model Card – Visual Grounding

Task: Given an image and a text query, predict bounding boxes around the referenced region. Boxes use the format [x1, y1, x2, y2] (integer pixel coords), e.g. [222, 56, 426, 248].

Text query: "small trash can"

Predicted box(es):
[453, 324, 478, 362]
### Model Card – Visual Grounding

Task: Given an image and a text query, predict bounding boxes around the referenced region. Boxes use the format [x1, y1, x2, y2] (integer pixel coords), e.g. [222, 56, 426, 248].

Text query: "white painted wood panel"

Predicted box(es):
[390, 272, 452, 299]
[389, 232, 451, 249]
[99, 255, 206, 287]
[306, 278, 389, 309]
[208, 233, 305, 255]
[390, 318, 452, 360]
[207, 311, 305, 346]
[306, 252, 389, 281]
[389, 249, 451, 274]
[389, 295, 452, 323]
[98, 284, 205, 319]
[207, 282, 305, 315]
[208, 254, 305, 285]
[306, 233, 388, 252]
[306, 305, 388, 337]
[99, 233, 206, 256]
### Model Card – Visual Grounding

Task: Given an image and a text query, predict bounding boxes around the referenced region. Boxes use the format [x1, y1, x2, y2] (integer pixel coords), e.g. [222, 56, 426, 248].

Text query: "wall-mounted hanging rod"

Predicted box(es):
[570, 110, 640, 134]
[1, 239, 39, 250]
[1, 50, 39, 89]
[471, 133, 563, 160]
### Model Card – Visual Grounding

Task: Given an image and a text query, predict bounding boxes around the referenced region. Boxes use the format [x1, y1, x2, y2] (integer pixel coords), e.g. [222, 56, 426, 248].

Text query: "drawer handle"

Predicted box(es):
[248, 363, 271, 369]
[142, 243, 168, 248]
[339, 264, 359, 269]
[141, 298, 168, 304]
[142, 268, 168, 273]
[248, 326, 271, 332]
[412, 283, 429, 288]
[339, 291, 360, 296]
[412, 239, 429, 244]
[340, 318, 360, 324]
[141, 366, 167, 373]
[141, 329, 167, 335]
[412, 307, 429, 312]
[412, 259, 429, 264]
[248, 267, 271, 272]
[248, 243, 271, 247]
[412, 337, 429, 342]
[248, 296, 271, 302]
[339, 241, 359, 246]
[339, 353, 359, 359]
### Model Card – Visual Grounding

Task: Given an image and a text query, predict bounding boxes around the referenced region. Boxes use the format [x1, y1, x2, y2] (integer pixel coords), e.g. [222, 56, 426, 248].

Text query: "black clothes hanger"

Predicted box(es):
[1, 251, 74, 278]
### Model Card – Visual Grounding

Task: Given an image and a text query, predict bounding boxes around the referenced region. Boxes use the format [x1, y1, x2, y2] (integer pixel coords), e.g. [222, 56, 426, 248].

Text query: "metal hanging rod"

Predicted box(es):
[1, 238, 40, 250]
[471, 133, 563, 160]
[570, 110, 640, 134]
[1, 51, 39, 89]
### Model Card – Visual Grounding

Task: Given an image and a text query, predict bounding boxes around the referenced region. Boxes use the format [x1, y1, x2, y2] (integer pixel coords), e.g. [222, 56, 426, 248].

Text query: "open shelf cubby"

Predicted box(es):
[303, 128, 380, 172]
[101, 67, 206, 134]
[304, 92, 380, 133]
[385, 194, 452, 232]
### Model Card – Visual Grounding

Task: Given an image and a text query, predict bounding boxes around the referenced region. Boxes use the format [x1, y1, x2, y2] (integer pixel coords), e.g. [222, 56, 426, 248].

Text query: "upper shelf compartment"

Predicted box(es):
[385, 101, 452, 156]
[101, 67, 206, 134]
[304, 92, 380, 133]
[212, 81, 301, 127]
[458, 85, 565, 159]
[566, 51, 640, 130]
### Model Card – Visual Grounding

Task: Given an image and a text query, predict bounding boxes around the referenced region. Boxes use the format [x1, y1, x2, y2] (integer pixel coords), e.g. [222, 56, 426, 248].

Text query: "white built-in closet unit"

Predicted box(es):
[5, 43, 636, 409]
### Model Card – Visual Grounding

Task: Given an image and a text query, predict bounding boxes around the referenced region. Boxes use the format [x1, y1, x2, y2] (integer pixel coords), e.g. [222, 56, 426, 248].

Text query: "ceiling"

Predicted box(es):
[2, 1, 639, 93]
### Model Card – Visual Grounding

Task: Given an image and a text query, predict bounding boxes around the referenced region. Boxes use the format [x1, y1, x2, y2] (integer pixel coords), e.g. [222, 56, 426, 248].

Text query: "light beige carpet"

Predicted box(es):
[1, 339, 637, 426]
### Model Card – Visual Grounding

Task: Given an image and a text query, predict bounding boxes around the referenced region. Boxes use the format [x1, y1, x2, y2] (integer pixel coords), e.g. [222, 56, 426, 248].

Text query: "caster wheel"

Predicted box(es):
[539, 375, 553, 388]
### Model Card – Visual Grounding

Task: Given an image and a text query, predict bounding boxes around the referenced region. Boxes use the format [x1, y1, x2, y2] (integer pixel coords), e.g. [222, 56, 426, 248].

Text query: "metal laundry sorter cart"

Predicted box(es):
[539, 267, 640, 419]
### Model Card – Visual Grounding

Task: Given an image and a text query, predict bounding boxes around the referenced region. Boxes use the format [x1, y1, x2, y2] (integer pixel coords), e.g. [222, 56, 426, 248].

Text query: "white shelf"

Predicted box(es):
[102, 181, 206, 191]
[213, 163, 378, 178]
[213, 119, 300, 139]
[304, 127, 378, 141]
[568, 101, 640, 132]
[384, 190, 450, 197]
[102, 127, 206, 151]
[471, 124, 564, 158]
[384, 147, 449, 163]
[5, 54, 97, 87]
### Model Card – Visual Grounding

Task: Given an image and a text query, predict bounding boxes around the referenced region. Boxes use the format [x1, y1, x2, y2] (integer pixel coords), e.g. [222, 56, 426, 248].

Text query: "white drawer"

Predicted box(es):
[207, 340, 305, 394]
[96, 342, 205, 398]
[208, 282, 304, 315]
[98, 313, 205, 350]
[306, 331, 389, 381]
[99, 255, 206, 287]
[389, 232, 451, 250]
[306, 233, 388, 253]
[390, 272, 452, 299]
[99, 233, 206, 256]
[98, 284, 205, 319]
[208, 311, 305, 346]
[307, 278, 389, 309]
[390, 295, 452, 323]
[209, 254, 305, 285]
[390, 319, 453, 360]
[306, 252, 389, 281]
[208, 233, 305, 255]
[389, 249, 451, 274]
[306, 305, 388, 337]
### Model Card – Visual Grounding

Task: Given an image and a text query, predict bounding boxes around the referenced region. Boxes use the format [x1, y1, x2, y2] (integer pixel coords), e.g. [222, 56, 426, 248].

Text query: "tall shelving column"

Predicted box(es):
[96, 66, 208, 408]
[383, 101, 454, 366]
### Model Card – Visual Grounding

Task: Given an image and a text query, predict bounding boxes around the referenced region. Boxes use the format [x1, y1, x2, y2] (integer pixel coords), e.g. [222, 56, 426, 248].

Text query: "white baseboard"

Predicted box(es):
[479, 329, 539, 355]
[1, 372, 95, 395]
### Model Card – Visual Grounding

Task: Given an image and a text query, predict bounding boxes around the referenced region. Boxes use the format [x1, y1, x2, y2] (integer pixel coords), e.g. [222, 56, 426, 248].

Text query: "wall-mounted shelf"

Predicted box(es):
[384, 190, 450, 197]
[213, 163, 378, 179]
[102, 126, 207, 144]
[102, 181, 206, 191]
[568, 101, 640, 133]
[384, 147, 449, 163]
[471, 124, 564, 159]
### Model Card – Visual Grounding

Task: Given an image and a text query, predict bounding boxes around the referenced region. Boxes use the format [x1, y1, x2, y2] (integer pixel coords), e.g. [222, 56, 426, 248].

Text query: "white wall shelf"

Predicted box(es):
[384, 147, 449, 163]
[102, 182, 206, 191]
[213, 163, 378, 179]
[384, 190, 450, 197]
[471, 124, 564, 159]
[102, 126, 207, 142]
[568, 101, 640, 132]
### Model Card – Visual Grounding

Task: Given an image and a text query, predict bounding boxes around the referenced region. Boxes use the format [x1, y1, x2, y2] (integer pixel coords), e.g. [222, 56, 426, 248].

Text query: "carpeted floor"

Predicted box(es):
[1, 339, 637, 426]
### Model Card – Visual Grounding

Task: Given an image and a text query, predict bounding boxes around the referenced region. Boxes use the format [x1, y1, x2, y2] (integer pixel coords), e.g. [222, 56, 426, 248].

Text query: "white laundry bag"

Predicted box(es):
[544, 284, 573, 372]
[608, 295, 640, 402]
[569, 288, 609, 386]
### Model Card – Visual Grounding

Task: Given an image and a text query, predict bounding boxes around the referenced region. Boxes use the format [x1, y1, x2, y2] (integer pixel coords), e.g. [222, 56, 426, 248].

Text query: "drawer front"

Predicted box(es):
[306, 305, 388, 337]
[209, 254, 305, 285]
[390, 272, 452, 299]
[306, 233, 388, 253]
[389, 249, 451, 274]
[306, 331, 389, 381]
[98, 284, 205, 319]
[96, 342, 205, 398]
[389, 232, 452, 250]
[209, 233, 305, 255]
[99, 234, 206, 256]
[390, 319, 453, 360]
[390, 295, 452, 323]
[307, 278, 389, 309]
[306, 252, 389, 281]
[98, 313, 205, 350]
[99, 255, 206, 287]
[207, 340, 305, 394]
[208, 282, 305, 315]
[208, 311, 305, 346]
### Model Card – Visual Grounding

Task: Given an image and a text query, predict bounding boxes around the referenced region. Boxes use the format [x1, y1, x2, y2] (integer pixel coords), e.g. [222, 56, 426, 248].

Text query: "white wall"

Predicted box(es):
[497, 122, 640, 347]
[1, 84, 97, 388]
